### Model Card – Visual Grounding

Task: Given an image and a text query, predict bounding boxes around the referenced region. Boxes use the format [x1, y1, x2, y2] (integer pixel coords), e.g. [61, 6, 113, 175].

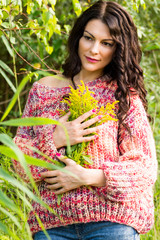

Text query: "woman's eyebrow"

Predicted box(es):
[84, 30, 95, 38]
[84, 30, 114, 41]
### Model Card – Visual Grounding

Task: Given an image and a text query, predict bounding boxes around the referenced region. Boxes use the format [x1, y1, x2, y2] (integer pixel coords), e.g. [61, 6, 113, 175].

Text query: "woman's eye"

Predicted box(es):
[83, 35, 92, 41]
[102, 42, 113, 47]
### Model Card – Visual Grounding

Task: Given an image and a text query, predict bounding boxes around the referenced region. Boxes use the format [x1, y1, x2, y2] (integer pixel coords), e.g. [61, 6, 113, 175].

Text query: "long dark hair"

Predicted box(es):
[62, 0, 149, 128]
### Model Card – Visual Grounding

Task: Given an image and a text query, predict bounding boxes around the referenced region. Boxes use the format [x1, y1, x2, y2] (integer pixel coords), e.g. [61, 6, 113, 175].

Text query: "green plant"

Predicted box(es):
[60, 81, 118, 165]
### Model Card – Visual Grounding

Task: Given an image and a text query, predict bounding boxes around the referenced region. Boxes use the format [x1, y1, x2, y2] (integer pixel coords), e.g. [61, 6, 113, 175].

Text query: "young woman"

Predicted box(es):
[13, 1, 157, 239]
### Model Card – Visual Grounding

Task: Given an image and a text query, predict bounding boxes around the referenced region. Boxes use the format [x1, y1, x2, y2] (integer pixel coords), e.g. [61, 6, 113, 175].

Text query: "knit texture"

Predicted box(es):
[13, 76, 157, 235]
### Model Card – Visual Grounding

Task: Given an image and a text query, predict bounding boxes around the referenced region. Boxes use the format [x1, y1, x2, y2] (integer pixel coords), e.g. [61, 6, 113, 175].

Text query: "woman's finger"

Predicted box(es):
[53, 188, 65, 194]
[77, 135, 98, 144]
[47, 182, 62, 190]
[40, 170, 58, 178]
[82, 126, 99, 136]
[44, 177, 58, 184]
[81, 115, 102, 129]
[56, 154, 76, 166]
[74, 109, 97, 124]
[59, 111, 71, 122]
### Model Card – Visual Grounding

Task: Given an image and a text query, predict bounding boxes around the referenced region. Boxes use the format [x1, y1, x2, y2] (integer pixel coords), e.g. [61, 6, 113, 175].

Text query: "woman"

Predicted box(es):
[13, 1, 157, 239]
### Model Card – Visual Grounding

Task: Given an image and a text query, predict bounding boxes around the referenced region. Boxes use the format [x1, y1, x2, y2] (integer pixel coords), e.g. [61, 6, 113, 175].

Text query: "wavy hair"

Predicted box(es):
[62, 1, 149, 129]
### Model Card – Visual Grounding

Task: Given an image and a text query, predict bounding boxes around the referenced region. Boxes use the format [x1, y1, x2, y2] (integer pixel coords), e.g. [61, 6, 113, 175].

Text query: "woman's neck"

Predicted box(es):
[74, 70, 103, 86]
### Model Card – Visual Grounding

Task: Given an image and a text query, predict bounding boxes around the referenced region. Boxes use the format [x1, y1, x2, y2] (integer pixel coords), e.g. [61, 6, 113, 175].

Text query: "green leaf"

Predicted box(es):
[1, 22, 10, 28]
[0, 133, 39, 195]
[0, 117, 71, 154]
[83, 155, 93, 165]
[0, 222, 20, 240]
[0, 145, 64, 171]
[57, 194, 62, 205]
[0, 68, 16, 92]
[1, 0, 7, 7]
[1, 72, 33, 121]
[35, 213, 51, 240]
[72, 0, 82, 16]
[16, 190, 32, 208]
[0, 29, 3, 37]
[0, 60, 14, 76]
[144, 43, 160, 51]
[49, 0, 56, 5]
[35, 71, 53, 77]
[10, 36, 16, 44]
[0, 189, 21, 215]
[36, 0, 42, 6]
[0, 206, 22, 229]
[1, 35, 13, 57]
[45, 45, 54, 55]
[64, 24, 71, 34]
[26, 2, 34, 14]
[42, 11, 51, 24]
[0, 166, 59, 218]
[0, 116, 63, 126]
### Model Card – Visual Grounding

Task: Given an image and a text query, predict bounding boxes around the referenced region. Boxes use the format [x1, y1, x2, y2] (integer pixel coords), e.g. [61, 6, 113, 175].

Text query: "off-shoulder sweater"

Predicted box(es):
[13, 76, 157, 235]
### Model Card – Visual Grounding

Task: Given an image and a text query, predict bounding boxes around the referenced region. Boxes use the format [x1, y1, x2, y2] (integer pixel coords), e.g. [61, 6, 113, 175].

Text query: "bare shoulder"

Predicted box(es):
[37, 74, 71, 88]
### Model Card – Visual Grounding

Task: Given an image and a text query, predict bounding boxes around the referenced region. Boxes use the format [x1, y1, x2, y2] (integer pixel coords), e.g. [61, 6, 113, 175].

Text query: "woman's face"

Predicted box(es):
[78, 19, 116, 76]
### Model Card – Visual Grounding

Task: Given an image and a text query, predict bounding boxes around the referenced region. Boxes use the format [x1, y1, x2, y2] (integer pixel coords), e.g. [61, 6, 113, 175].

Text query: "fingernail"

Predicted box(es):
[92, 109, 96, 113]
[98, 115, 102, 119]
[56, 152, 61, 157]
[94, 135, 99, 139]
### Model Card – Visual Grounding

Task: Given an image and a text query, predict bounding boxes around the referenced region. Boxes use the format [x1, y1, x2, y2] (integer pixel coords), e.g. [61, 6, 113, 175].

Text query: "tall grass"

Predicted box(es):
[0, 74, 72, 239]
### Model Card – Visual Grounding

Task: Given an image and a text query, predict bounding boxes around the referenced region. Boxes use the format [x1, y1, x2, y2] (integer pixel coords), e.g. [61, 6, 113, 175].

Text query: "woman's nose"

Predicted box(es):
[90, 41, 100, 55]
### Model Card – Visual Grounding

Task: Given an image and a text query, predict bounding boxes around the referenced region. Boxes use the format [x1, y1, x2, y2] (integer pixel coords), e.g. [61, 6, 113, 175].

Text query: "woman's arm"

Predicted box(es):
[40, 155, 106, 194]
[33, 92, 157, 198]
[13, 85, 58, 182]
[96, 94, 157, 202]
[13, 82, 102, 183]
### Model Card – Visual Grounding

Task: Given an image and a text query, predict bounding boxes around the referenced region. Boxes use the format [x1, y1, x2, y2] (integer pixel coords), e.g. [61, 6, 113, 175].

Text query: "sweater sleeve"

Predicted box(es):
[13, 84, 58, 182]
[97, 94, 157, 202]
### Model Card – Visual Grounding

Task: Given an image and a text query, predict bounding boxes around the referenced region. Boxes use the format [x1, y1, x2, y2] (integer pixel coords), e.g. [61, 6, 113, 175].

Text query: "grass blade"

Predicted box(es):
[1, 72, 34, 121]
[0, 117, 71, 154]
[0, 167, 60, 218]
[0, 206, 22, 229]
[0, 133, 40, 196]
[0, 189, 22, 215]
[0, 222, 21, 240]
[1, 35, 13, 57]
[0, 145, 65, 172]
[0, 67, 16, 92]
[35, 213, 51, 240]
[0, 60, 14, 76]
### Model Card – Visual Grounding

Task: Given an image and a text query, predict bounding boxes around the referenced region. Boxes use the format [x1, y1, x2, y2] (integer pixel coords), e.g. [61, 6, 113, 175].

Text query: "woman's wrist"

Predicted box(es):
[52, 131, 64, 149]
[82, 168, 106, 187]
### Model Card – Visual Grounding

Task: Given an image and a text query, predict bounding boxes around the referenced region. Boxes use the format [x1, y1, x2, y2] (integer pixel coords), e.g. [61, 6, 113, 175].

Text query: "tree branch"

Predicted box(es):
[0, 28, 61, 74]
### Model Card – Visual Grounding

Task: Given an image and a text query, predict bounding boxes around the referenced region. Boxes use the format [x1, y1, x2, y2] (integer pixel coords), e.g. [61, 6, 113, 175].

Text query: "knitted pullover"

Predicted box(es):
[13, 76, 157, 235]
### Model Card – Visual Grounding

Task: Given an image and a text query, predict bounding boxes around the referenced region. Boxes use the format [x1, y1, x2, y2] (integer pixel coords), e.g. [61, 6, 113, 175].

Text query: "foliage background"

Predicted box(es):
[0, 0, 159, 239]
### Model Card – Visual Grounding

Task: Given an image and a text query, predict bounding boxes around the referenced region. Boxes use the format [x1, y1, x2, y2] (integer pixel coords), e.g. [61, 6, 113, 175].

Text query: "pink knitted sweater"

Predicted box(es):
[13, 76, 157, 235]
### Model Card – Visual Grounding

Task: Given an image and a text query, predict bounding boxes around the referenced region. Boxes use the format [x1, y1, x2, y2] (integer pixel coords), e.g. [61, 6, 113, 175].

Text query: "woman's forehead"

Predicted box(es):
[84, 19, 112, 40]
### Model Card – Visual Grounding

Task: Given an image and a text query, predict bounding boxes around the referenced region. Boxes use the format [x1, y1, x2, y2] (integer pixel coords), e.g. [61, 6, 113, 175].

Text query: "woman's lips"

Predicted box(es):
[85, 56, 99, 63]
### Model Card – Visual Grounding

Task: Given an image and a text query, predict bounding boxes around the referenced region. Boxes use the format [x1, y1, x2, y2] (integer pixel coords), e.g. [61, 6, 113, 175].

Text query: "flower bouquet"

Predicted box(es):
[59, 80, 118, 166]
[56, 81, 118, 204]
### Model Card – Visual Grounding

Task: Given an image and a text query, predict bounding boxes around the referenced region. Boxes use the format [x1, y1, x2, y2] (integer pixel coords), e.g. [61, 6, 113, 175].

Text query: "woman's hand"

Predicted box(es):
[53, 109, 102, 149]
[40, 155, 86, 194]
[40, 154, 106, 194]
